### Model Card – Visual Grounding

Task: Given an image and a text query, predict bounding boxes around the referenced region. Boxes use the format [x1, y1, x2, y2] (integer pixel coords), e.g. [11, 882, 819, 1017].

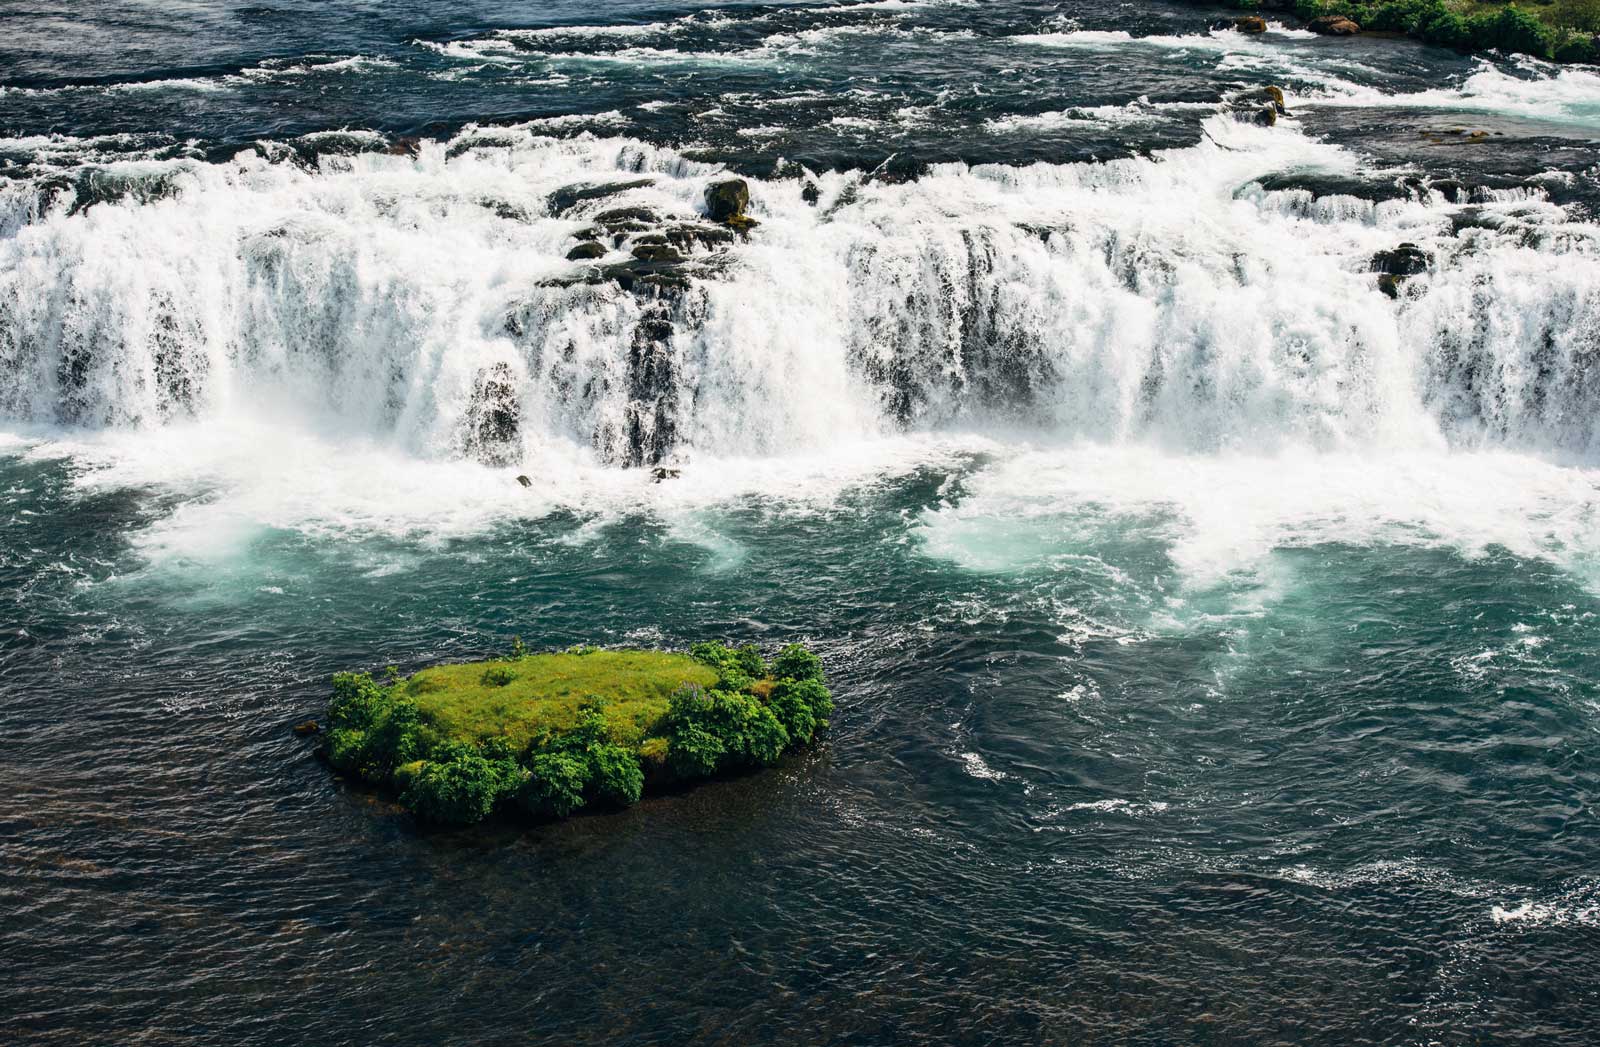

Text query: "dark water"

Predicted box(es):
[4, 1, 1600, 1044]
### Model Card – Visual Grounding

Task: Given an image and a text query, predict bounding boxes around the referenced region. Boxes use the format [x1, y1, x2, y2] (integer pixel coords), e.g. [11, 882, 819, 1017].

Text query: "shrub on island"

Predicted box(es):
[321, 642, 833, 826]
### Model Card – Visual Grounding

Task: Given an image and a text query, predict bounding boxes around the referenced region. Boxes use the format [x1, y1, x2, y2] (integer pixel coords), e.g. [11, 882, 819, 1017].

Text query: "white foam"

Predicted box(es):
[915, 446, 1600, 593]
[2, 121, 1598, 570]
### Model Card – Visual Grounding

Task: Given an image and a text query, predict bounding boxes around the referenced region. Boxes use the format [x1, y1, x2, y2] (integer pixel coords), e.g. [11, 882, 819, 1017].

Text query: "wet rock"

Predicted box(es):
[566, 241, 607, 261]
[801, 180, 821, 206]
[662, 221, 734, 250]
[1308, 15, 1360, 36]
[1232, 16, 1268, 34]
[478, 197, 536, 222]
[384, 136, 422, 158]
[1372, 242, 1430, 298]
[465, 362, 521, 466]
[1371, 243, 1430, 277]
[1236, 86, 1288, 116]
[547, 178, 656, 216]
[632, 242, 683, 263]
[293, 720, 320, 736]
[651, 467, 681, 482]
[516, 474, 532, 488]
[595, 205, 659, 225]
[704, 179, 750, 223]
[1230, 103, 1277, 127]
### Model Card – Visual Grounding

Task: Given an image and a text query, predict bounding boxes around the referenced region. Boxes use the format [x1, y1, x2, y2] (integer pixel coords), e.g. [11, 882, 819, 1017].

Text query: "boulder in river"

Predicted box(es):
[1308, 15, 1360, 36]
[704, 178, 750, 223]
[566, 241, 607, 261]
[1232, 16, 1268, 34]
[293, 720, 319, 736]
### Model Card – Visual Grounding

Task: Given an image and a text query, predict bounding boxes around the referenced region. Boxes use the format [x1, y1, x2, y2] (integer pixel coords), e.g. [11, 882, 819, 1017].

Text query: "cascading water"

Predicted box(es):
[4, 114, 1596, 469]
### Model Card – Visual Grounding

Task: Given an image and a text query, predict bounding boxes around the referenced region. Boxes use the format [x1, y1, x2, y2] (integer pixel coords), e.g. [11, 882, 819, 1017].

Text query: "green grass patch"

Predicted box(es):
[319, 641, 834, 827]
[404, 649, 719, 751]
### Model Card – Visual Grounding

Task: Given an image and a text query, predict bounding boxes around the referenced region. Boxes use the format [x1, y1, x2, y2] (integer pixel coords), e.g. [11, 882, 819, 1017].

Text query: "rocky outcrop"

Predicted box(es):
[1308, 15, 1360, 36]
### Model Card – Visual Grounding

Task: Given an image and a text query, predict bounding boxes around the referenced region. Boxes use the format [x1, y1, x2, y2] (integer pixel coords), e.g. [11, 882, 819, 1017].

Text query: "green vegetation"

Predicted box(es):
[1227, 1, 1599, 61]
[321, 642, 834, 826]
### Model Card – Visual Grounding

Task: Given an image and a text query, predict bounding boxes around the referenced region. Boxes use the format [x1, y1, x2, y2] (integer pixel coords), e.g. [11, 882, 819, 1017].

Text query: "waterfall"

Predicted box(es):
[2, 117, 1597, 467]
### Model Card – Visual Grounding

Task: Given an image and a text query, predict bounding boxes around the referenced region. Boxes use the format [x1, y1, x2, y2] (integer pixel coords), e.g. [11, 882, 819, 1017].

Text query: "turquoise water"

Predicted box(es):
[5, 440, 1599, 1043]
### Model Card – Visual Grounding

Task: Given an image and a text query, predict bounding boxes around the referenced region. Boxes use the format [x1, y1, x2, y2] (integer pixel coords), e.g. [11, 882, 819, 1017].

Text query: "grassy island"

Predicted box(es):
[321, 641, 834, 826]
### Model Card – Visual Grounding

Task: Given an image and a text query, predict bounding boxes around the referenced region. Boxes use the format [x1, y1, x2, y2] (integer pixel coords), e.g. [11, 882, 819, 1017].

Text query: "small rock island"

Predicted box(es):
[321, 642, 833, 826]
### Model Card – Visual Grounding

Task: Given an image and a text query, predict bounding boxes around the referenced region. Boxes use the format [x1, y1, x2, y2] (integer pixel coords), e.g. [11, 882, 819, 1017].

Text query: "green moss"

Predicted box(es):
[321, 643, 832, 826]
[404, 649, 719, 751]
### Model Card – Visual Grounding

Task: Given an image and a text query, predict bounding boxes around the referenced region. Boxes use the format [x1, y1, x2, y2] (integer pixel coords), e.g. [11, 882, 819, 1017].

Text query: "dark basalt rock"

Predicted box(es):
[801, 180, 821, 206]
[547, 178, 656, 216]
[1372, 243, 1430, 298]
[1372, 243, 1430, 277]
[595, 205, 661, 226]
[1308, 15, 1360, 36]
[566, 241, 607, 261]
[651, 467, 681, 482]
[704, 179, 750, 223]
[516, 474, 532, 488]
[465, 362, 522, 466]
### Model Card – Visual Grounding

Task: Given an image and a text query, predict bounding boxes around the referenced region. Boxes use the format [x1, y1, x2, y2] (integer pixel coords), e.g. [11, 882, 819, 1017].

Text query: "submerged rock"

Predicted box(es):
[1308, 15, 1360, 36]
[293, 720, 320, 736]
